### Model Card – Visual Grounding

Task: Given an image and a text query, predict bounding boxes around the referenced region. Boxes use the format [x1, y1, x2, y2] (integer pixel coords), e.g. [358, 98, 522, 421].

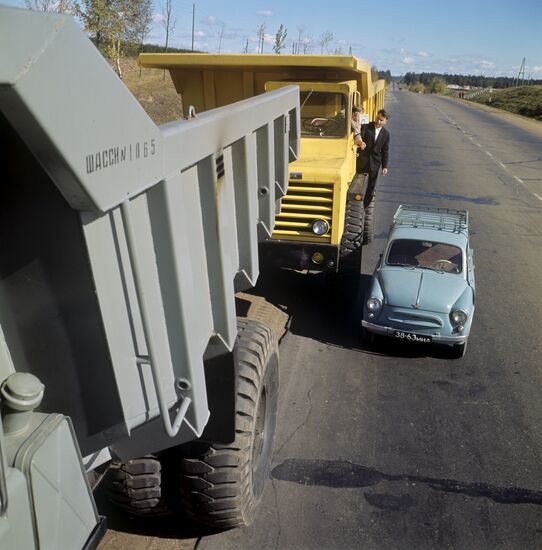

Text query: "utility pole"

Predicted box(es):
[191, 3, 195, 51]
[515, 57, 526, 87]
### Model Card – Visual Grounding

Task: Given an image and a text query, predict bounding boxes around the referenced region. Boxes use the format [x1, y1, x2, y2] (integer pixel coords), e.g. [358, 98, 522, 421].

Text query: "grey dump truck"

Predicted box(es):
[0, 7, 299, 549]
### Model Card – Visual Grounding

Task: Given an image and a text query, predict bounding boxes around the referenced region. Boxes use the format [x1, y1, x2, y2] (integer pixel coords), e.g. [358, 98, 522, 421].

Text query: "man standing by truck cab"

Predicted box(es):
[355, 109, 390, 208]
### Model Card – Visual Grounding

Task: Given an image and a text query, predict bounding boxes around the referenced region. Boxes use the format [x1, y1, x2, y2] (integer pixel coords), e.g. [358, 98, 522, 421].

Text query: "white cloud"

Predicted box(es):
[204, 15, 217, 25]
[257, 10, 273, 16]
[195, 30, 206, 38]
[152, 12, 164, 23]
[530, 65, 542, 74]
[418, 51, 430, 57]
[402, 57, 414, 64]
[477, 59, 496, 70]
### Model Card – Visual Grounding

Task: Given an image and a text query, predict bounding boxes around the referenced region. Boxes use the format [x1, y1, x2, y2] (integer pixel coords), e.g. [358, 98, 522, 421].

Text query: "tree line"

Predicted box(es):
[403, 72, 542, 89]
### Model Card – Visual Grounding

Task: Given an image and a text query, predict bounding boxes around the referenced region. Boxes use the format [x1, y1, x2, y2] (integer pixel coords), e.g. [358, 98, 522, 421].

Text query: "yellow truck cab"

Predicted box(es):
[139, 54, 386, 272]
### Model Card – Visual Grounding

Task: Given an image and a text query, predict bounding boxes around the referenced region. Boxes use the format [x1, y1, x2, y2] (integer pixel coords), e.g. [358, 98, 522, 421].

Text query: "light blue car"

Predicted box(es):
[362, 205, 475, 358]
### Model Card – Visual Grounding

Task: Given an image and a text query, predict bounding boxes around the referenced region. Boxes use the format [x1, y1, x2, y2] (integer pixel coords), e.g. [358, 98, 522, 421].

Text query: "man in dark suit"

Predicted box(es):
[355, 109, 390, 208]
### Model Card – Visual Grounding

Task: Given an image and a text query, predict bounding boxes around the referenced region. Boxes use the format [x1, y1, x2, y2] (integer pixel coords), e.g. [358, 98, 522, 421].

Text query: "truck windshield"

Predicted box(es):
[386, 239, 463, 273]
[300, 91, 347, 138]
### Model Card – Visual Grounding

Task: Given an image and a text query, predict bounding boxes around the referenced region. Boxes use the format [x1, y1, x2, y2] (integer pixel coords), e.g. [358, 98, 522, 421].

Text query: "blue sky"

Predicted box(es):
[3, 0, 541, 77]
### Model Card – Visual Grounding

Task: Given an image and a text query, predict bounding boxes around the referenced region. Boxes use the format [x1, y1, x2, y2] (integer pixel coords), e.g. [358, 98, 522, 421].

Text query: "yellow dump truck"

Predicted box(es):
[140, 54, 386, 272]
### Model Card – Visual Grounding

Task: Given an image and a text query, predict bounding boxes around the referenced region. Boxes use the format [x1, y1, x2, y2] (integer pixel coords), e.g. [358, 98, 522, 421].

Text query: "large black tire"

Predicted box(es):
[339, 199, 365, 273]
[363, 194, 375, 244]
[178, 318, 279, 529]
[103, 456, 171, 516]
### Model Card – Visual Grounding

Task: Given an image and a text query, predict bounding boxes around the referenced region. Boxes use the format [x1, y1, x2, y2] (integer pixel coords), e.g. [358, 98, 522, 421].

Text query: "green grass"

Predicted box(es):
[470, 86, 542, 121]
[116, 57, 183, 125]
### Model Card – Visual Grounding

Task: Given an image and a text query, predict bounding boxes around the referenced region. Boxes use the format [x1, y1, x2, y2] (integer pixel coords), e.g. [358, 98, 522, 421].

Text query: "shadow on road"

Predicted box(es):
[248, 267, 458, 361]
[248, 267, 366, 350]
[94, 484, 214, 542]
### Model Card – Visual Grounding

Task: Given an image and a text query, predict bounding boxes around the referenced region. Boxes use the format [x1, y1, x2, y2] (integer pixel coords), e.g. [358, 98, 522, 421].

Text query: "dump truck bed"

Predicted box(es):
[139, 53, 385, 115]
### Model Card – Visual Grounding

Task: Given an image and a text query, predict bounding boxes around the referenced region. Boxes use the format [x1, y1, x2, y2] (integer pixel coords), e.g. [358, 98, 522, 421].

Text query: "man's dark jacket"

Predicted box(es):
[356, 122, 390, 175]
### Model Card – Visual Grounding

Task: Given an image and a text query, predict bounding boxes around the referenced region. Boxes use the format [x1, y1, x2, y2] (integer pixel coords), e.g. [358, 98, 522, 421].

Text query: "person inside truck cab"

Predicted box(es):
[352, 106, 361, 136]
[352, 105, 369, 141]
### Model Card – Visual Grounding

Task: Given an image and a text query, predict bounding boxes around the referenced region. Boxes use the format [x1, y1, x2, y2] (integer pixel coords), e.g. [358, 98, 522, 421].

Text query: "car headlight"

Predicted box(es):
[311, 219, 329, 235]
[366, 297, 382, 312]
[450, 309, 468, 325]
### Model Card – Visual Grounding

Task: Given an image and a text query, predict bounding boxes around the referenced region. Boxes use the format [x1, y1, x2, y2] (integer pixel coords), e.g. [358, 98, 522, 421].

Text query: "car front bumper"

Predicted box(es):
[361, 319, 468, 344]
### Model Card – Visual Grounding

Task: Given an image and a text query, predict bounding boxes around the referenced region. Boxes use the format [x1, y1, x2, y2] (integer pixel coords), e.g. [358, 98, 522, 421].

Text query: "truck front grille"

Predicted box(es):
[272, 181, 334, 241]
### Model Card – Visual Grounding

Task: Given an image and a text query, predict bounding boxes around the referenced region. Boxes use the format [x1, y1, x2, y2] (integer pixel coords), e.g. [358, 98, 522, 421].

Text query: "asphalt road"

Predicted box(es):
[195, 92, 542, 549]
[99, 91, 542, 549]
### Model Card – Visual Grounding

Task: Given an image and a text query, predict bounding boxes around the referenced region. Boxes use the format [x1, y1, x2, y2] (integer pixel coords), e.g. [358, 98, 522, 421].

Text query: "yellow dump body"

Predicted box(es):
[139, 53, 386, 271]
[139, 54, 385, 118]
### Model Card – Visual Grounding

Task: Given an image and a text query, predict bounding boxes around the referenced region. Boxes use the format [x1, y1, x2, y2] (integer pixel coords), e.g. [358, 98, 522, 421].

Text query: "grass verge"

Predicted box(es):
[469, 86, 542, 121]
[115, 57, 183, 125]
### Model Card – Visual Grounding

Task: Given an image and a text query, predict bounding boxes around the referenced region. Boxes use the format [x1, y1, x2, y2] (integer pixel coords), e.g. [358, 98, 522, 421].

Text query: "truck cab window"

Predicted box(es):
[300, 92, 347, 138]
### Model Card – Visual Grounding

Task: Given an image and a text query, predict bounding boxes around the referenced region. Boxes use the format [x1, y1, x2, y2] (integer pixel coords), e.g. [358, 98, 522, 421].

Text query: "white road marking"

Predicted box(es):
[431, 99, 541, 205]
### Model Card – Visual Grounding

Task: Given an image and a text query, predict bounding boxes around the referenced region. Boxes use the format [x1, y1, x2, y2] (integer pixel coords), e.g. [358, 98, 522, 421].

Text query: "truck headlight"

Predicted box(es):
[450, 309, 467, 326]
[367, 297, 382, 312]
[312, 219, 329, 235]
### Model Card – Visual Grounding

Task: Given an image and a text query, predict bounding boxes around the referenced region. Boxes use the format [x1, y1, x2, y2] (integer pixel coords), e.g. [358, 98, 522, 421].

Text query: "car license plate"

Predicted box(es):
[393, 331, 432, 343]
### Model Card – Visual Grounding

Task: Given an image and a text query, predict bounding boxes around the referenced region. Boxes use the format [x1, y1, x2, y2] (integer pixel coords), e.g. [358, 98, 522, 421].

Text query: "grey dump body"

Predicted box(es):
[0, 6, 299, 549]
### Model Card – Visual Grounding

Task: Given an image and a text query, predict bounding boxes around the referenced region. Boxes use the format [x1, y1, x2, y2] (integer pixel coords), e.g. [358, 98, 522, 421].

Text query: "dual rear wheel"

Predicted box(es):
[103, 318, 279, 529]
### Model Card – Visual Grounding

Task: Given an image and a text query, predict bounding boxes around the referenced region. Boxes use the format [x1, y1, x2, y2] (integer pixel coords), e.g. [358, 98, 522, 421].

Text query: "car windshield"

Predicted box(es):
[386, 239, 463, 273]
[300, 91, 347, 138]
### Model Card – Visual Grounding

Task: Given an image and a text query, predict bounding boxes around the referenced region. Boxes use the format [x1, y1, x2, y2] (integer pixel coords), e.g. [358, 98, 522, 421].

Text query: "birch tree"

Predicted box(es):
[301, 35, 313, 54]
[77, 0, 151, 79]
[256, 23, 266, 54]
[317, 31, 333, 54]
[133, 0, 153, 54]
[161, 0, 176, 53]
[24, 0, 75, 12]
[295, 25, 305, 55]
[216, 22, 226, 53]
[273, 24, 287, 54]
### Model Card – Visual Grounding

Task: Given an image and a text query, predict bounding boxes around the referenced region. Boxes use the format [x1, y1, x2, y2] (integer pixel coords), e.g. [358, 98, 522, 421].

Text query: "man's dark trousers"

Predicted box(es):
[361, 171, 379, 208]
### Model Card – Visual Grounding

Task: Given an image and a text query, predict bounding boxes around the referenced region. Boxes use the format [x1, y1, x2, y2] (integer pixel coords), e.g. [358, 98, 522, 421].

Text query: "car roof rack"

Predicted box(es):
[392, 204, 469, 234]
